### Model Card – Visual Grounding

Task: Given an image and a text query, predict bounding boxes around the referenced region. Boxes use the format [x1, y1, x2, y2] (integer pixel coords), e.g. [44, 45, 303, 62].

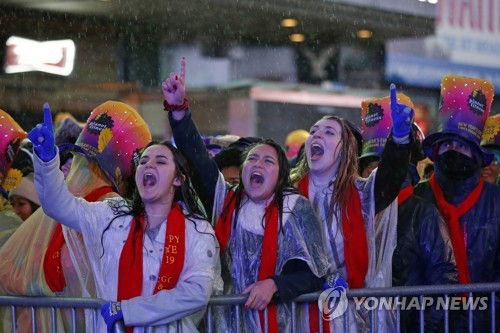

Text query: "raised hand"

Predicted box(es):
[390, 83, 414, 138]
[28, 103, 56, 162]
[162, 57, 187, 107]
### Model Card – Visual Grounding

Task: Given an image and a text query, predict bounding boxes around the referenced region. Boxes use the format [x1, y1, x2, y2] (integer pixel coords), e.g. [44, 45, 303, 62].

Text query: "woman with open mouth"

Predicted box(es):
[27, 103, 218, 333]
[165, 58, 330, 333]
[290, 84, 414, 332]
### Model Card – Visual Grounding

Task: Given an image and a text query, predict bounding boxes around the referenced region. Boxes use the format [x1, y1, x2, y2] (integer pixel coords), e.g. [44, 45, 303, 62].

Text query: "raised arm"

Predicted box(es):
[163, 58, 220, 218]
[28, 104, 101, 231]
[374, 84, 413, 214]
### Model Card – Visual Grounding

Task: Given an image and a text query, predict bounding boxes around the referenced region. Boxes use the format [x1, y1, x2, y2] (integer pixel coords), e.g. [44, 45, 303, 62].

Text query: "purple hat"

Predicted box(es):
[360, 93, 414, 160]
[423, 74, 494, 167]
[63, 101, 152, 192]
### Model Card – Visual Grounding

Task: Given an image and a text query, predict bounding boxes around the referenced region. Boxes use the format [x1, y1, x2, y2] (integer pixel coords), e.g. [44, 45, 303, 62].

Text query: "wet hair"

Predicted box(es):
[101, 141, 207, 256]
[291, 115, 359, 227]
[221, 139, 298, 233]
[123, 140, 205, 218]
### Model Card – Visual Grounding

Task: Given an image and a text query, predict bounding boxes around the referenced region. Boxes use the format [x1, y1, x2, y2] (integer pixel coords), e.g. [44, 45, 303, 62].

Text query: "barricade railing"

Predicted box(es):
[1, 283, 499, 332]
[206, 283, 500, 333]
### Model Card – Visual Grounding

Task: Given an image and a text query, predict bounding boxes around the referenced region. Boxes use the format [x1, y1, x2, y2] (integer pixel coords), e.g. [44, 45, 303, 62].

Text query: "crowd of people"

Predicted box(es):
[0, 58, 498, 332]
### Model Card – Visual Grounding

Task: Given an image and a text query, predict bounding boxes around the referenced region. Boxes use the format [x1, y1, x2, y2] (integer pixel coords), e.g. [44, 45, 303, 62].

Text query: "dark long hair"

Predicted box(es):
[220, 139, 298, 233]
[102, 140, 206, 256]
[124, 140, 205, 220]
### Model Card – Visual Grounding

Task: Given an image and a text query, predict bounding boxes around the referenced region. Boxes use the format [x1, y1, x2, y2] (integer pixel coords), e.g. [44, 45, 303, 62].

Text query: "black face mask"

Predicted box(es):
[437, 150, 478, 180]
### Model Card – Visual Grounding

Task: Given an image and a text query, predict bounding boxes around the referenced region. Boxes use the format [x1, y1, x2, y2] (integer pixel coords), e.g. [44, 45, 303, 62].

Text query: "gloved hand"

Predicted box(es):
[28, 103, 56, 162]
[390, 83, 414, 138]
[162, 57, 188, 111]
[322, 273, 348, 291]
[100, 301, 124, 333]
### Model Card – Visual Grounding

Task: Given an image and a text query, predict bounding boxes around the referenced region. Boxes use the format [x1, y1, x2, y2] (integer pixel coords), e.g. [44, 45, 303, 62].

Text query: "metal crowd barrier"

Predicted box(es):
[1, 283, 499, 332]
[206, 282, 500, 333]
[0, 296, 125, 333]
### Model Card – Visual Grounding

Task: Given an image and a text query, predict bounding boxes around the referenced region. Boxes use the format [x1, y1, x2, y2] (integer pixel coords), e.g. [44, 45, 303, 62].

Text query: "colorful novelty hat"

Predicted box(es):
[360, 93, 415, 160]
[64, 101, 152, 192]
[481, 114, 500, 163]
[423, 74, 494, 167]
[480, 114, 500, 148]
[285, 129, 309, 159]
[0, 109, 27, 185]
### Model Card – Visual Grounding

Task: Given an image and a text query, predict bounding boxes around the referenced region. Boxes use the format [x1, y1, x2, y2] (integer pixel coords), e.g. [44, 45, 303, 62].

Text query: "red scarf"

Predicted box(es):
[298, 175, 368, 333]
[397, 184, 414, 205]
[43, 186, 114, 292]
[215, 190, 279, 333]
[429, 174, 483, 285]
[118, 203, 186, 333]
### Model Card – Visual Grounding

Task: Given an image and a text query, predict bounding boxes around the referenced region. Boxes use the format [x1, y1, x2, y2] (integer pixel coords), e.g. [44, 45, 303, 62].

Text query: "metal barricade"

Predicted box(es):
[0, 296, 127, 333]
[1, 283, 499, 332]
[204, 283, 500, 333]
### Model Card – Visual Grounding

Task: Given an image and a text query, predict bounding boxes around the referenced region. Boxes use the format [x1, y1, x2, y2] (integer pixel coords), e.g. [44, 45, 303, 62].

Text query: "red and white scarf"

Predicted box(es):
[118, 203, 186, 333]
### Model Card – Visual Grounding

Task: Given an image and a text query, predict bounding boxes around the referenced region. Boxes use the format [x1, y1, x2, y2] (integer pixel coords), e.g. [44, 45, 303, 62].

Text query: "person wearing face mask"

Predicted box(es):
[414, 74, 500, 332]
[164, 58, 330, 333]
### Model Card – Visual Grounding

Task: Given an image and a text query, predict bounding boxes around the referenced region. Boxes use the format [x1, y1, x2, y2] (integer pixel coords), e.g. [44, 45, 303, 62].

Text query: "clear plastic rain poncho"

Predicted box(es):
[211, 173, 331, 333]
[0, 155, 120, 333]
[0, 196, 23, 248]
[306, 168, 398, 332]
